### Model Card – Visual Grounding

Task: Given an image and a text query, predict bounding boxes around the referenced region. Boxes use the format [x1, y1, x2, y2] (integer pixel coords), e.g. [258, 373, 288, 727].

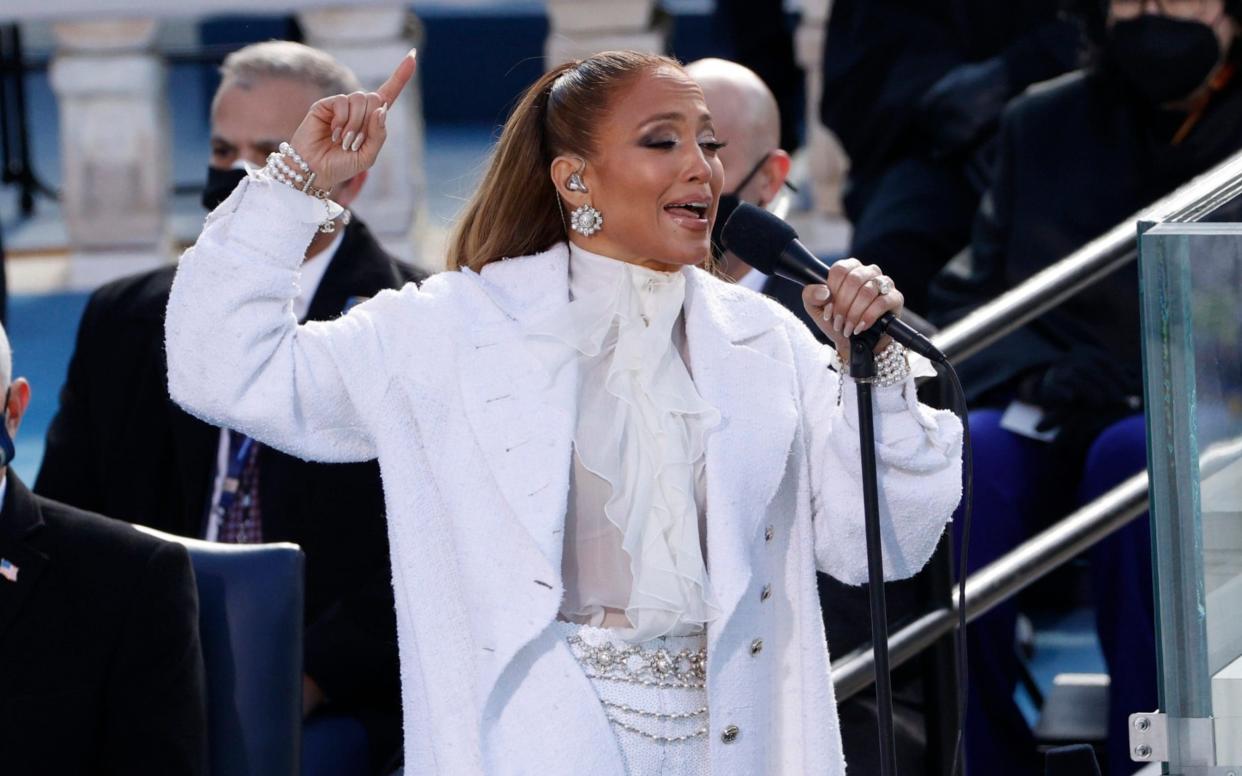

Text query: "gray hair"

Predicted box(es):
[0, 323, 10, 393]
[217, 41, 363, 103]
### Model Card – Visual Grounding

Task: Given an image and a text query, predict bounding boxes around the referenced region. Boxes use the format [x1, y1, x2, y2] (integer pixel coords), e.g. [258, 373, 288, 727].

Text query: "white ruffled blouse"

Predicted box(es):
[527, 245, 723, 643]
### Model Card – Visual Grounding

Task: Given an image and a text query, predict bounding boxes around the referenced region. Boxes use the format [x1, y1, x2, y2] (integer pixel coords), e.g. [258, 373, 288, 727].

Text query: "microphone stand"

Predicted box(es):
[849, 327, 899, 776]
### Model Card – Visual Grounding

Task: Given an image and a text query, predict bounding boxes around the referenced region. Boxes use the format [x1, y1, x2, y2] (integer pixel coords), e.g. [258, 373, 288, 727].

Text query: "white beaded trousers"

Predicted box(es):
[555, 621, 712, 775]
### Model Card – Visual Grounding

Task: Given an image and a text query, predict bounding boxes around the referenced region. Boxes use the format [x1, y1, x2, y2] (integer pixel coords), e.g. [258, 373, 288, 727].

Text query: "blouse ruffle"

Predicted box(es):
[527, 246, 722, 643]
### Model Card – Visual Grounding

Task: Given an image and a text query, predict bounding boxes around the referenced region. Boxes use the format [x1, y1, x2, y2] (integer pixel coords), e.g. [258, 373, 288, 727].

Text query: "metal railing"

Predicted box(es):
[834, 470, 1150, 700]
[830, 147, 1242, 702]
[931, 149, 1242, 364]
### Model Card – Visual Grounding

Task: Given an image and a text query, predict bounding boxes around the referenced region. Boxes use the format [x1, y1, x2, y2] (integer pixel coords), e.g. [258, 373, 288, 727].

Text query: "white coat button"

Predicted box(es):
[760, 584, 771, 602]
[764, 525, 774, 542]
[721, 724, 740, 743]
[750, 638, 764, 656]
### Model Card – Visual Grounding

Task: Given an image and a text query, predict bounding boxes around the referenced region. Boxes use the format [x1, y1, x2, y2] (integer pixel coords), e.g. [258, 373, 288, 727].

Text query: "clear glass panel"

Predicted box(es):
[1140, 222, 1242, 767]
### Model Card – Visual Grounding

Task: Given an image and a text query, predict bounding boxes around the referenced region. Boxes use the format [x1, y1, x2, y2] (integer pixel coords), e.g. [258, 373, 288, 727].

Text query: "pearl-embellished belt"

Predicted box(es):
[557, 621, 709, 743]
[566, 632, 707, 688]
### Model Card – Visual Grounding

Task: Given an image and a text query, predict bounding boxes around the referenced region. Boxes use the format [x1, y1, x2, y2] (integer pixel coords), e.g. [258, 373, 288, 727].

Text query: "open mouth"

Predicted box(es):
[664, 201, 710, 220]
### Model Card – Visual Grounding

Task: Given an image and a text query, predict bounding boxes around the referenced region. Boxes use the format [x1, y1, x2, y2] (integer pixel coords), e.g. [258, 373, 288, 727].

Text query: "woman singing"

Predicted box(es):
[167, 49, 962, 775]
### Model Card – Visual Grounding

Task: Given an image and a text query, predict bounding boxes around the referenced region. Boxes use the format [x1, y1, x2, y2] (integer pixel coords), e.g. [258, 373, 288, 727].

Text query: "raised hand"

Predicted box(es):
[800, 258, 905, 358]
[285, 49, 418, 192]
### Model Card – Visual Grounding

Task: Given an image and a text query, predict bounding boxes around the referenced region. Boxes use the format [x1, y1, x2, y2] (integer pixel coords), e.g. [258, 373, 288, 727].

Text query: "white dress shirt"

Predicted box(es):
[735, 265, 769, 293]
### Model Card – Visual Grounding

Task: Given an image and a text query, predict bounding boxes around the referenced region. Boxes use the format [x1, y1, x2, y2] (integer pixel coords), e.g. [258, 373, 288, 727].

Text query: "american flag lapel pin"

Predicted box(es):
[0, 558, 19, 583]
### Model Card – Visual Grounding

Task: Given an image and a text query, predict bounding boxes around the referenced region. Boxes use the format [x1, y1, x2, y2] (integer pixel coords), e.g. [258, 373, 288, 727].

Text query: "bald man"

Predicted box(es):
[686, 59, 792, 283]
[690, 58, 931, 774]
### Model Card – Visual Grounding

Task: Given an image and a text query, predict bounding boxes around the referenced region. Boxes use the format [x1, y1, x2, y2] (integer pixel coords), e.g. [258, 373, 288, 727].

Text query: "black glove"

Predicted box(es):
[917, 57, 1012, 159]
[1025, 347, 1143, 459]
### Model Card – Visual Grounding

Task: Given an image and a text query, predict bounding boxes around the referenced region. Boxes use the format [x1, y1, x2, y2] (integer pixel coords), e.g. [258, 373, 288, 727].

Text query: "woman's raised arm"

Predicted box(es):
[165, 52, 419, 463]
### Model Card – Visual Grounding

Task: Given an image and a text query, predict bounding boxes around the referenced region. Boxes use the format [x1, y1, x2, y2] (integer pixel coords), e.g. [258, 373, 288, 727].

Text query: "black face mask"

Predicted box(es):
[710, 154, 771, 261]
[1105, 15, 1222, 105]
[202, 165, 249, 211]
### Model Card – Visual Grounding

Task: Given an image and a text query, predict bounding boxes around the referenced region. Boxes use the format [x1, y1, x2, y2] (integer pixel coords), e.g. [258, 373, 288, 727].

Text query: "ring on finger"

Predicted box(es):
[867, 275, 894, 296]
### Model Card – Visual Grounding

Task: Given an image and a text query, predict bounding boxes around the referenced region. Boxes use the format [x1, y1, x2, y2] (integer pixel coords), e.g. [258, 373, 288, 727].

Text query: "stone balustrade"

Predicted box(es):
[1, 1, 427, 284]
[1, 1, 848, 282]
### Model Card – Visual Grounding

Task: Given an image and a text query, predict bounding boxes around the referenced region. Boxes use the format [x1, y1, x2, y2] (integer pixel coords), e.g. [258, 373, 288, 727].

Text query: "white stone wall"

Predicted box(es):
[3, 0, 856, 279]
[544, 0, 663, 66]
[49, 20, 172, 286]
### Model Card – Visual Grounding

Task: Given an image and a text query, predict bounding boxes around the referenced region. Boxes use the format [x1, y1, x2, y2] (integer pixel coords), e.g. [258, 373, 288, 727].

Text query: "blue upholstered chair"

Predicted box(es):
[136, 526, 305, 776]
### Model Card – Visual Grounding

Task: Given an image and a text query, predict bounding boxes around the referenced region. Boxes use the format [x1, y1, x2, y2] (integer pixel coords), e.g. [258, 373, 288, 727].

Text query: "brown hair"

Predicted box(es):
[447, 50, 683, 272]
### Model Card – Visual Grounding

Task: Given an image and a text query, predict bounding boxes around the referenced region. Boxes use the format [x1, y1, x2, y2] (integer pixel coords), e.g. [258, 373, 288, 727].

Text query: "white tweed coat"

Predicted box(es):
[166, 177, 963, 775]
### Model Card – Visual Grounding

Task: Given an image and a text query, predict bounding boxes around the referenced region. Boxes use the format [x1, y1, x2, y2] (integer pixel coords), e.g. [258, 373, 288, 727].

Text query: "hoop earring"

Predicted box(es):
[570, 203, 603, 237]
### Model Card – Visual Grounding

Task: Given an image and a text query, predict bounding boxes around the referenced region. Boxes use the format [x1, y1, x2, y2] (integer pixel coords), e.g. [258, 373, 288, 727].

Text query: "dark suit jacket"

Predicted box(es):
[0, 474, 207, 775]
[34, 219, 424, 761]
[821, 0, 1073, 188]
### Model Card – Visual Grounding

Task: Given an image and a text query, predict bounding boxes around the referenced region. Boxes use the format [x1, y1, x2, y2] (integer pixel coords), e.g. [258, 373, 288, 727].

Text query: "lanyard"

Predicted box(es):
[216, 434, 256, 514]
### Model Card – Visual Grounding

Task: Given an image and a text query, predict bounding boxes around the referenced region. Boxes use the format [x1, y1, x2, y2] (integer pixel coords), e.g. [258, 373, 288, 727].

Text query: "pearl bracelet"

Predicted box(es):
[262, 142, 347, 233]
[833, 341, 911, 404]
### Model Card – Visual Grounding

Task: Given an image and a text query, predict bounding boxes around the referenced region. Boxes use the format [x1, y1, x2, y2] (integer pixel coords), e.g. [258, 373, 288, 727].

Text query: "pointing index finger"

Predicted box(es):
[376, 49, 417, 107]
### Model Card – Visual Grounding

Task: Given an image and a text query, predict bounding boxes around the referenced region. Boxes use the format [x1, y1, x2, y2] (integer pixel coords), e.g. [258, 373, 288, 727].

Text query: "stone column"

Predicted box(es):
[49, 19, 172, 288]
[794, 0, 849, 220]
[544, 0, 663, 67]
[300, 5, 425, 262]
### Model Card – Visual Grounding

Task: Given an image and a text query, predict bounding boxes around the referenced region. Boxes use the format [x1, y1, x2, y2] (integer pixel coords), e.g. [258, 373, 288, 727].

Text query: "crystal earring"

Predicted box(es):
[570, 203, 604, 236]
[567, 173, 587, 192]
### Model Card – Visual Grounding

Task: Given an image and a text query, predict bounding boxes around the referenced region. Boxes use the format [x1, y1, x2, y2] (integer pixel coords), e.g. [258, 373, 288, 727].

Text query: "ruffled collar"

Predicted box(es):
[527, 245, 722, 642]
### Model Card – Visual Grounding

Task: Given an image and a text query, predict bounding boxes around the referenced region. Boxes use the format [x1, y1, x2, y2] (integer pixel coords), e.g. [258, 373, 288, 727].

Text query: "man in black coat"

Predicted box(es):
[930, 2, 1242, 772]
[34, 42, 424, 775]
[821, 0, 1083, 313]
[0, 325, 208, 774]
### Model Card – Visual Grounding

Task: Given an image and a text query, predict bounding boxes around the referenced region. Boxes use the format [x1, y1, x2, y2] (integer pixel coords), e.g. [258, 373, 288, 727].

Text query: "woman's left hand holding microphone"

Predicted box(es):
[800, 258, 905, 360]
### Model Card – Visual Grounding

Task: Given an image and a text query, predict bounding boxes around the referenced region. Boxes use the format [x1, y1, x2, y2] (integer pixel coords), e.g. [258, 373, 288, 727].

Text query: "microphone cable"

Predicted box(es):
[938, 360, 973, 776]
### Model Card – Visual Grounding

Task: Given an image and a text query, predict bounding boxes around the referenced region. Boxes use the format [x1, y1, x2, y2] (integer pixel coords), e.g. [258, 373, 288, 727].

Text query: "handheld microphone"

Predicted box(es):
[720, 202, 946, 363]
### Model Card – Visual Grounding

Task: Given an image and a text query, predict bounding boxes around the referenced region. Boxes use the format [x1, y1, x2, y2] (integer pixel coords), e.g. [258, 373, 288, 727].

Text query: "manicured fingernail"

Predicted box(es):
[378, 102, 389, 127]
[332, 127, 341, 143]
[853, 322, 866, 336]
[822, 303, 833, 322]
[812, 285, 829, 302]
[833, 314, 844, 332]
[351, 133, 365, 152]
[342, 131, 354, 151]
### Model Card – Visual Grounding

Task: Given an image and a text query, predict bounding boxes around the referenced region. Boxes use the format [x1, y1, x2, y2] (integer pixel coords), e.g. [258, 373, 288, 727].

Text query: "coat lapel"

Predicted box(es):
[0, 477, 50, 641]
[459, 244, 577, 573]
[454, 253, 799, 728]
[683, 271, 799, 637]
